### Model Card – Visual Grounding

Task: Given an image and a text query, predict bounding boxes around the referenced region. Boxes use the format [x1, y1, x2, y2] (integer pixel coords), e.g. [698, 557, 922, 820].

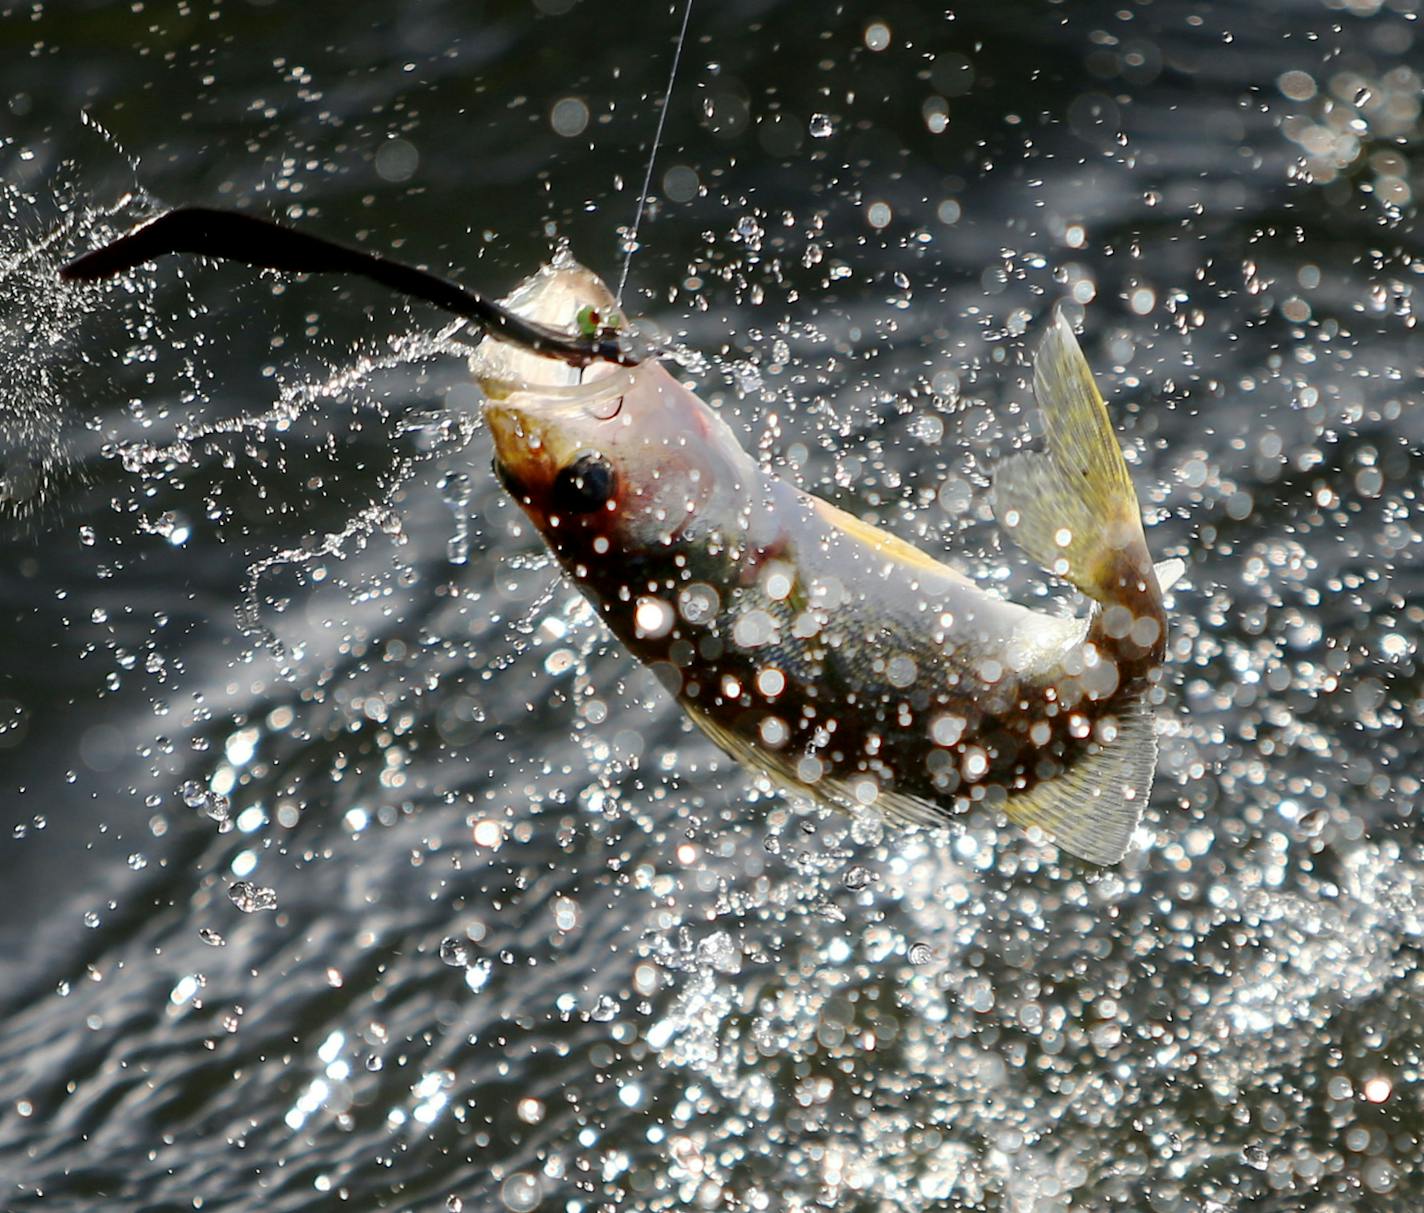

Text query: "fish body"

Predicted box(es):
[474, 258, 1180, 864]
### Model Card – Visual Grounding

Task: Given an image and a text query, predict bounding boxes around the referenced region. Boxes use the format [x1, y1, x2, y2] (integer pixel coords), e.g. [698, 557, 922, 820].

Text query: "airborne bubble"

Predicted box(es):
[501, 1172, 542, 1213]
[843, 865, 872, 891]
[439, 937, 471, 968]
[227, 881, 278, 913]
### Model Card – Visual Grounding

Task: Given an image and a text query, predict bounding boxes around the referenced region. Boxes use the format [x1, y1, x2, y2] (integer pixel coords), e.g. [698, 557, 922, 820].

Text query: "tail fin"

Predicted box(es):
[992, 312, 1171, 866]
[992, 312, 1155, 607]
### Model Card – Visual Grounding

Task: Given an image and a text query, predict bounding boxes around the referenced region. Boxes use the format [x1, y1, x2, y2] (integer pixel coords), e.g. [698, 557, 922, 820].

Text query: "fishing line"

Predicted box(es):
[614, 0, 694, 306]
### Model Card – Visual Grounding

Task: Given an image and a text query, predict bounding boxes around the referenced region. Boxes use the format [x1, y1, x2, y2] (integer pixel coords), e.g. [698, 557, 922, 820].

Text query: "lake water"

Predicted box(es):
[1, 0, 1421, 1209]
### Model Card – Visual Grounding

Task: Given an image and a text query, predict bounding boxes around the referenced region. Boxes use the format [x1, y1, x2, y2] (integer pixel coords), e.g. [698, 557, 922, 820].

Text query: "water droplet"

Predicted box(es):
[1363, 1075, 1392, 1103]
[501, 1172, 542, 1212]
[549, 95, 590, 139]
[198, 927, 226, 947]
[698, 931, 742, 975]
[590, 994, 620, 1022]
[850, 812, 884, 847]
[439, 936, 471, 968]
[909, 941, 935, 965]
[1241, 1143, 1269, 1171]
[809, 113, 835, 138]
[843, 865, 873, 891]
[227, 881, 277, 913]
[438, 472, 472, 565]
[182, 779, 232, 826]
[1363, 1158, 1396, 1194]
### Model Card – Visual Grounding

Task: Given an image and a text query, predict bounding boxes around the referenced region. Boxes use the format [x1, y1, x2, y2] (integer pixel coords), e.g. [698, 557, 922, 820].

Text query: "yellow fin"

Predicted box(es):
[686, 702, 950, 830]
[813, 498, 973, 585]
[992, 312, 1151, 605]
[684, 705, 800, 794]
[1002, 694, 1156, 865]
[823, 780, 949, 830]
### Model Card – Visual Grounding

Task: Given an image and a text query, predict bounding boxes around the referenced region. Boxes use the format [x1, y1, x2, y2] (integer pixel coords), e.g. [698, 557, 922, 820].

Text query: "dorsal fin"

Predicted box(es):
[812, 498, 976, 587]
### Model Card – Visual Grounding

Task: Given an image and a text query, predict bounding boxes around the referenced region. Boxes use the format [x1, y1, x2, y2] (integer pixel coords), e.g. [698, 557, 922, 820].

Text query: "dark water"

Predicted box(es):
[2, 0, 1421, 1209]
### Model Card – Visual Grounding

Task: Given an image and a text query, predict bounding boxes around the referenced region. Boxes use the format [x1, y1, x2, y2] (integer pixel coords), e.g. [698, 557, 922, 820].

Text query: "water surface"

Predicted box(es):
[1, 1, 1421, 1209]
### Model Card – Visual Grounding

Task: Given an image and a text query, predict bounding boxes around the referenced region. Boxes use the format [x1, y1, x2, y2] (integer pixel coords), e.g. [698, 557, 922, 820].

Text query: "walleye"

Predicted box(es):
[475, 258, 1182, 865]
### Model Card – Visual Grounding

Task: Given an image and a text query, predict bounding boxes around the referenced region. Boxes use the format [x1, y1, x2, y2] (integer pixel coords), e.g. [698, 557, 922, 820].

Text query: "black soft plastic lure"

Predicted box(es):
[61, 206, 635, 370]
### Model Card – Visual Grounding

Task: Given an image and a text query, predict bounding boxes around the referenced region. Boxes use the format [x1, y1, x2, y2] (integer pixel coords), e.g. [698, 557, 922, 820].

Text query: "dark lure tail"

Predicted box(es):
[60, 206, 636, 369]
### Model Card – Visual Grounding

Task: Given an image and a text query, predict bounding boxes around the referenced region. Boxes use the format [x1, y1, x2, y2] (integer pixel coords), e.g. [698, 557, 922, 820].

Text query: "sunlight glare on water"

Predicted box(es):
[1, 1, 1422, 1210]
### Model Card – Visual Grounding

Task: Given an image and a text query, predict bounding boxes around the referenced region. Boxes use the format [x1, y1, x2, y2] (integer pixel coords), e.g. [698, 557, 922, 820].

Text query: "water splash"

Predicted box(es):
[4, 6, 1422, 1211]
[439, 471, 472, 565]
[0, 183, 155, 521]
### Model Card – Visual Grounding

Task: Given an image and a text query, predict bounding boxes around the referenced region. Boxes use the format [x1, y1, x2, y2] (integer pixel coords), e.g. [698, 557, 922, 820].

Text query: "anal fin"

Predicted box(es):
[686, 703, 951, 831]
[1002, 694, 1157, 865]
[1153, 557, 1186, 594]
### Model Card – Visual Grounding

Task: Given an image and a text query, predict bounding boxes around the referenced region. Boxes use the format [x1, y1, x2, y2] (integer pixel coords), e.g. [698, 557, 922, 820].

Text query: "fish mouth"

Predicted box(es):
[484, 369, 630, 500]
[484, 403, 540, 483]
[487, 408, 569, 511]
[470, 252, 624, 397]
[471, 253, 634, 502]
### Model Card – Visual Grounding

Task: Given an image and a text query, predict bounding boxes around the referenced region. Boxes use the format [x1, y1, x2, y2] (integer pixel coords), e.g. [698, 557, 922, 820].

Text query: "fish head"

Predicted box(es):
[472, 257, 754, 559]
[468, 250, 623, 398]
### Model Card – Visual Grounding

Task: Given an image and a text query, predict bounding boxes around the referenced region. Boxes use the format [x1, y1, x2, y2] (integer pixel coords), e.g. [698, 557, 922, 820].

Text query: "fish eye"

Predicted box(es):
[552, 452, 616, 515]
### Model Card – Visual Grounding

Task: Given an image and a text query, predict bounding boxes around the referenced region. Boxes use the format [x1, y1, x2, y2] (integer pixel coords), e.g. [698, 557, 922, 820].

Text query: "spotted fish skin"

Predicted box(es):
[474, 263, 1178, 865]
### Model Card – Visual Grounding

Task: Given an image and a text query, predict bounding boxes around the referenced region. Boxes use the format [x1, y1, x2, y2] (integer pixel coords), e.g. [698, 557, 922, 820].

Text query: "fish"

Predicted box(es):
[61, 209, 1181, 865]
[471, 255, 1184, 865]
